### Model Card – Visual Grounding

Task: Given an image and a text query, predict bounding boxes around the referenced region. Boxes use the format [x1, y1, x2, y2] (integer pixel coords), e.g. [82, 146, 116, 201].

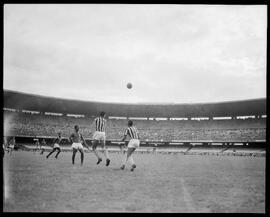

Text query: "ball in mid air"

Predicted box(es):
[127, 83, 132, 89]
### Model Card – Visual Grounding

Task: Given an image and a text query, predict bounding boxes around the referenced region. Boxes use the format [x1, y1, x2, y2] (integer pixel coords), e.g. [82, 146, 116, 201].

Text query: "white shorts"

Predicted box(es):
[93, 131, 106, 141]
[71, 142, 84, 150]
[40, 146, 45, 149]
[127, 139, 140, 148]
[9, 145, 14, 149]
[53, 143, 60, 149]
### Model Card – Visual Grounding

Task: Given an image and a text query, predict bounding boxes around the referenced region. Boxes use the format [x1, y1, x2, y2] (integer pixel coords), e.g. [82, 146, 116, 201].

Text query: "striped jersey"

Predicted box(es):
[124, 126, 139, 139]
[95, 117, 106, 132]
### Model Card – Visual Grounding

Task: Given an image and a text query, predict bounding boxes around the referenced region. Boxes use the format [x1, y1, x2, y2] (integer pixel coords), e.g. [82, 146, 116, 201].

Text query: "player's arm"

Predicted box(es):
[69, 134, 73, 144]
[50, 138, 56, 147]
[121, 128, 128, 142]
[121, 135, 127, 142]
[81, 135, 90, 151]
[90, 118, 96, 132]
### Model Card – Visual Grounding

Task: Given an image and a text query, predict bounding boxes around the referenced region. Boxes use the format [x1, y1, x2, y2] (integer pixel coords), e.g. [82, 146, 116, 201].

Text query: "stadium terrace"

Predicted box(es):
[3, 89, 266, 154]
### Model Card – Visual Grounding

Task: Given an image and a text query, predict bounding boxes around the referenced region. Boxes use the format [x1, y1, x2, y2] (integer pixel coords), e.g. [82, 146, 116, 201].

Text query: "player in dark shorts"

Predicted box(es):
[46, 133, 62, 159]
[69, 125, 90, 165]
[120, 120, 140, 171]
[91, 112, 110, 166]
[7, 137, 16, 155]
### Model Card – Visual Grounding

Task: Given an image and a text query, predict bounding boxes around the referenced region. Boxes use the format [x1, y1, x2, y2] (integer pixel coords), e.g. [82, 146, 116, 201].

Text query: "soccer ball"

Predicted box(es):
[127, 83, 132, 89]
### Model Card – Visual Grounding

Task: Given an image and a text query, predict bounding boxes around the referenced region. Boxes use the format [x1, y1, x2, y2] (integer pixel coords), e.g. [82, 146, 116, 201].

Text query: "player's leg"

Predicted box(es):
[40, 148, 45, 155]
[46, 148, 56, 158]
[55, 148, 61, 159]
[101, 140, 110, 166]
[128, 148, 137, 171]
[92, 140, 102, 164]
[121, 147, 136, 170]
[119, 144, 125, 155]
[72, 148, 77, 165]
[78, 148, 84, 165]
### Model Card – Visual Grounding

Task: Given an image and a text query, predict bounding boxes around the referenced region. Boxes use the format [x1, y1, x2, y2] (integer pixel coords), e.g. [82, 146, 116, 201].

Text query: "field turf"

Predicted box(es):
[3, 150, 265, 213]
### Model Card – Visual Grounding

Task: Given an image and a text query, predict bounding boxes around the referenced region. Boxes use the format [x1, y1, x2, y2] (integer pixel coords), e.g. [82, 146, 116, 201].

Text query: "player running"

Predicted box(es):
[69, 125, 90, 165]
[7, 137, 16, 155]
[91, 112, 110, 166]
[33, 139, 40, 153]
[3, 137, 7, 157]
[39, 139, 46, 155]
[120, 120, 140, 171]
[46, 133, 62, 159]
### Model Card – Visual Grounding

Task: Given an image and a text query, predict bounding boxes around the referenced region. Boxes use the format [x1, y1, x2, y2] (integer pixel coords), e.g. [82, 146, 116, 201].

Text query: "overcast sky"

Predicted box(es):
[4, 4, 267, 103]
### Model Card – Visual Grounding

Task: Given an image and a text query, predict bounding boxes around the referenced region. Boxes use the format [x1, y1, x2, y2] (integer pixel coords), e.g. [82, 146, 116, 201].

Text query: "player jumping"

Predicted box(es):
[120, 120, 140, 171]
[91, 112, 110, 166]
[69, 125, 90, 165]
[46, 133, 62, 159]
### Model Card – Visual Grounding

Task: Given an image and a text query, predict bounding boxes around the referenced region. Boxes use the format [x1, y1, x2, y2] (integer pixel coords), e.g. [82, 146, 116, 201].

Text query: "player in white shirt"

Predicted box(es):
[120, 120, 140, 171]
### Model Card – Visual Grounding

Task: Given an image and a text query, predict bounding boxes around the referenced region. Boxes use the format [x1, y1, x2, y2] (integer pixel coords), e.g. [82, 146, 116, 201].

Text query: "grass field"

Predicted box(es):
[3, 150, 265, 213]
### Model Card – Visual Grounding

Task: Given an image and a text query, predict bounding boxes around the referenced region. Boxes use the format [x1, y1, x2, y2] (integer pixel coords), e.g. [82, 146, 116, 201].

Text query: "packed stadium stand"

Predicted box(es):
[4, 110, 266, 141]
[3, 90, 266, 156]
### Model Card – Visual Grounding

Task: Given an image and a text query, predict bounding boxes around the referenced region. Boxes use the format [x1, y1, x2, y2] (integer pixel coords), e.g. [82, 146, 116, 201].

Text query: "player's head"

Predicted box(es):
[100, 111, 106, 118]
[74, 125, 79, 132]
[128, 120, 133, 127]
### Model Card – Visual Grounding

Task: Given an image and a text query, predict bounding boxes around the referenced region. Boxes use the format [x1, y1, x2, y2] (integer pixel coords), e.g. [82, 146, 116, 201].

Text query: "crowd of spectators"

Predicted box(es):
[4, 110, 266, 141]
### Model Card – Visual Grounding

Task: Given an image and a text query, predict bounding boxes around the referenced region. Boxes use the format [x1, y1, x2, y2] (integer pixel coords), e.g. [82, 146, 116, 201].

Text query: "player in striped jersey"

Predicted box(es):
[46, 133, 62, 159]
[91, 112, 110, 166]
[69, 125, 90, 165]
[120, 120, 140, 171]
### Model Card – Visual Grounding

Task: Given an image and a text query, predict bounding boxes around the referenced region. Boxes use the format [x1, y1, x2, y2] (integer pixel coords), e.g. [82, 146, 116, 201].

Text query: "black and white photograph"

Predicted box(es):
[3, 4, 267, 213]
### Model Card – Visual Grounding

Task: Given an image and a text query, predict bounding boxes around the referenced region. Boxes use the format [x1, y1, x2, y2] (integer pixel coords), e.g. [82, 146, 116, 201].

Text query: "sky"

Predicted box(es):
[4, 4, 267, 104]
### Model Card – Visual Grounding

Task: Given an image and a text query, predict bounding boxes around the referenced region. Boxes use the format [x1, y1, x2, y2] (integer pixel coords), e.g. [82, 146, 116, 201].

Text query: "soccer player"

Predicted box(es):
[7, 137, 16, 155]
[40, 139, 46, 155]
[46, 133, 62, 159]
[152, 144, 157, 155]
[69, 125, 90, 165]
[91, 112, 110, 166]
[120, 120, 140, 171]
[2, 137, 7, 157]
[34, 139, 40, 153]
[3, 136, 8, 157]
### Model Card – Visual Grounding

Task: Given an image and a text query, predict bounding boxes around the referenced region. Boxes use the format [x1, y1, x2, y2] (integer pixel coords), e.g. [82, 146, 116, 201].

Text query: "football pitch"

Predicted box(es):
[3, 151, 265, 213]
